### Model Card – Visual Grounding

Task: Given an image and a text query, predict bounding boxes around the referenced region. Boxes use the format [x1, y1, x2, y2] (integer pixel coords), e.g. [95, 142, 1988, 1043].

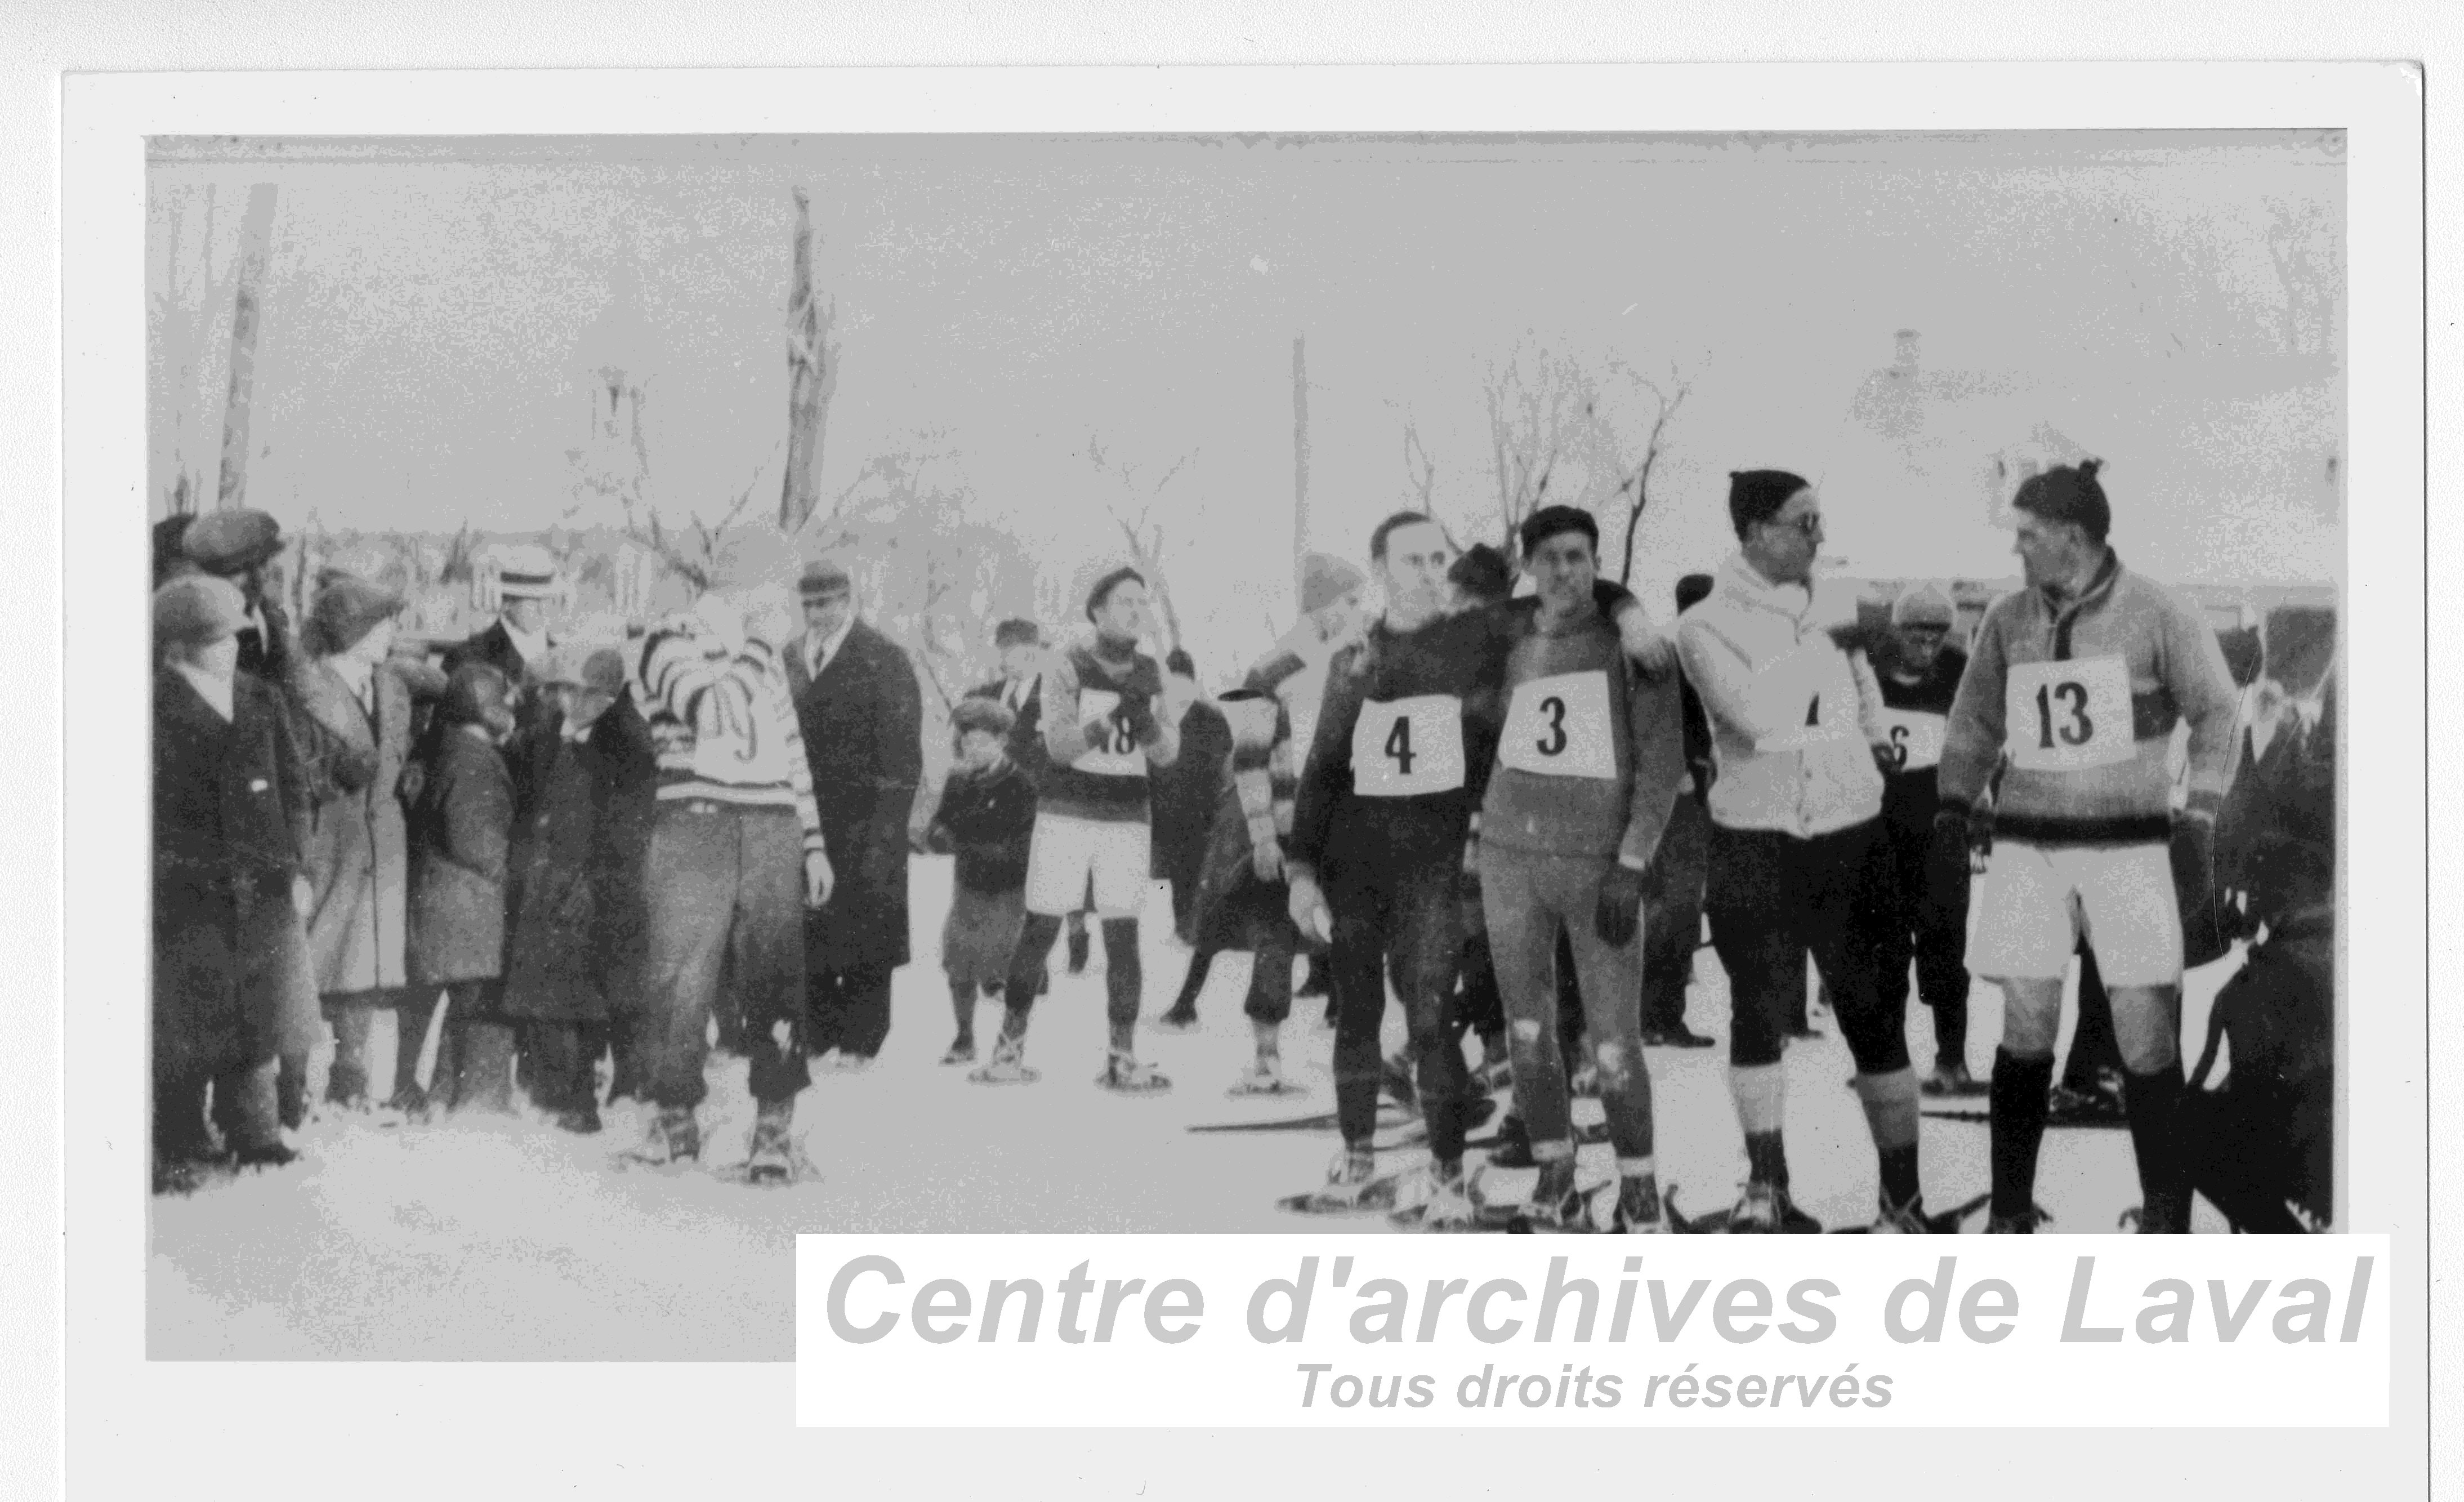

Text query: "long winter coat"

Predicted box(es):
[404, 727, 514, 985]
[153, 667, 314, 1080]
[498, 703, 656, 1021]
[787, 620, 923, 977]
[295, 657, 418, 997]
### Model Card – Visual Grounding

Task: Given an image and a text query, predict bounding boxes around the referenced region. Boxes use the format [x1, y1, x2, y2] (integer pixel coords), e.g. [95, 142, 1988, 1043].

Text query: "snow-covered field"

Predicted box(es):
[149, 854, 2237, 1360]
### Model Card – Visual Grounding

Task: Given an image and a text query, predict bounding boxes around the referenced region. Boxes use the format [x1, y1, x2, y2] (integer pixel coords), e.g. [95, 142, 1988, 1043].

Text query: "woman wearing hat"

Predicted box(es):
[292, 571, 426, 1116]
[153, 574, 311, 1189]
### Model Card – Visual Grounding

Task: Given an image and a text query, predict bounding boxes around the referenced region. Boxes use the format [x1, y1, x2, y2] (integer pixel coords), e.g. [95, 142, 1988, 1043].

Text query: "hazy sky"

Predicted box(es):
[150, 131, 2341, 670]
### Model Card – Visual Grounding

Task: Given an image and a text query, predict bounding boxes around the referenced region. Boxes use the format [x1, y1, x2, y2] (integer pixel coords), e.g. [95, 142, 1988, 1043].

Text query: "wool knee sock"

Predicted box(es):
[1852, 1066, 1922, 1205]
[1729, 1062, 1788, 1188]
[1989, 1049, 2057, 1220]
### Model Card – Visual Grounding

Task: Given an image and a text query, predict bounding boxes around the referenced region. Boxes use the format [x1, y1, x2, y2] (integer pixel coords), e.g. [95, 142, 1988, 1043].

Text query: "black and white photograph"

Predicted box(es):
[132, 124, 2354, 1361]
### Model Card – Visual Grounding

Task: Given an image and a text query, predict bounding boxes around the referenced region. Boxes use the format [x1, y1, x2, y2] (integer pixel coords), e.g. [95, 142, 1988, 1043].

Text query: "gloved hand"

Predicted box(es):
[1824, 618, 1885, 657]
[1595, 863, 1648, 948]
[1926, 808, 1973, 922]
[804, 848, 836, 910]
[1116, 690, 1159, 743]
[1287, 871, 1333, 945]
[2172, 805, 2228, 969]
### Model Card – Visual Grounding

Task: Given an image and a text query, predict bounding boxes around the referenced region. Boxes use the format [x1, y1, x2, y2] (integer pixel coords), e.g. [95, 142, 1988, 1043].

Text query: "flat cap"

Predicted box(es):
[154, 573, 251, 648]
[182, 510, 285, 576]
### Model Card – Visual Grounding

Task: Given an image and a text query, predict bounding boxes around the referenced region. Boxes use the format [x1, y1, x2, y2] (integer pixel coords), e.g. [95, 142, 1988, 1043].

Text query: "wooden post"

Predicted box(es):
[1292, 333, 1309, 591]
[779, 186, 830, 534]
[215, 184, 278, 511]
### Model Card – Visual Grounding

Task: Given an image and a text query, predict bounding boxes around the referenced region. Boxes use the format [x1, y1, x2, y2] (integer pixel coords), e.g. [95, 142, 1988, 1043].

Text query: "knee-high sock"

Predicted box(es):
[1729, 1062, 1788, 1188]
[2122, 1063, 2190, 1232]
[1101, 917, 1143, 1053]
[1852, 1066, 1922, 1205]
[1989, 1049, 2057, 1220]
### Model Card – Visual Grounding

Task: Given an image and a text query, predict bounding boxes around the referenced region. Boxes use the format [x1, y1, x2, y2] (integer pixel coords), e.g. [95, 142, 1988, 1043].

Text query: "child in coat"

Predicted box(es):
[925, 698, 1040, 1065]
[405, 663, 518, 1116]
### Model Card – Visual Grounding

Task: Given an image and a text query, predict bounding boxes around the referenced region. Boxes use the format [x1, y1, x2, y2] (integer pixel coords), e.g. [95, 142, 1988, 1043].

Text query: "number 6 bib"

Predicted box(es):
[1498, 670, 1618, 780]
[1350, 694, 1466, 796]
[2003, 655, 2133, 772]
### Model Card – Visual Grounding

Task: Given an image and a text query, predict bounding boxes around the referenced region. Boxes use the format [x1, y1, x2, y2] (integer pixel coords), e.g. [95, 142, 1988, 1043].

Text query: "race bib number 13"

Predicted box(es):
[2003, 655, 2133, 772]
[1350, 695, 1466, 797]
[1498, 671, 1618, 780]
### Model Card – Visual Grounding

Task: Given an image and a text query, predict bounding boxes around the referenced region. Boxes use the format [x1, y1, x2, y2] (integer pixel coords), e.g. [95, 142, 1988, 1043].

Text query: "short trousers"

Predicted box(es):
[943, 883, 1028, 988]
[1967, 839, 2181, 987]
[1023, 812, 1151, 918]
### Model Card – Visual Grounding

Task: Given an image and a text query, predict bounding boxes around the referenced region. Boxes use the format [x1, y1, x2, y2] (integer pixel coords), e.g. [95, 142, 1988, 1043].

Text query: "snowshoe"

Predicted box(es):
[1388, 1165, 1481, 1232]
[553, 1103, 604, 1136]
[379, 1085, 433, 1126]
[968, 1037, 1040, 1086]
[1225, 1059, 1304, 1099]
[939, 1039, 977, 1067]
[615, 1106, 700, 1170]
[1691, 1182, 1822, 1234]
[1096, 1053, 1172, 1095]
[719, 1102, 810, 1187]
[1825, 1191, 1978, 1234]
[1603, 1182, 1666, 1234]
[1664, 1187, 1732, 1234]
[1279, 1151, 1402, 1216]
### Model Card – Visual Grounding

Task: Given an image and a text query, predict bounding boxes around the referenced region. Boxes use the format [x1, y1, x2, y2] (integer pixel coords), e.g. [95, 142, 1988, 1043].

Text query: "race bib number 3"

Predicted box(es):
[2003, 655, 2133, 772]
[1498, 671, 1617, 781]
[1878, 708, 1947, 772]
[1070, 688, 1147, 777]
[1350, 695, 1466, 797]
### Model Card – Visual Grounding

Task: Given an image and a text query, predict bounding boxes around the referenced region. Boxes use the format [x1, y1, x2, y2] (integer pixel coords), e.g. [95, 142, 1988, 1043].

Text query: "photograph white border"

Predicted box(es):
[57, 57, 2427, 1499]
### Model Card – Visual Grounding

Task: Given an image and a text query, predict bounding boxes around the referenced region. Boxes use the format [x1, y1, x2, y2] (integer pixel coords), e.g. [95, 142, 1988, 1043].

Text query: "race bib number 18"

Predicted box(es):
[1350, 694, 1466, 797]
[1498, 671, 1618, 781]
[1070, 688, 1147, 777]
[2003, 655, 2133, 772]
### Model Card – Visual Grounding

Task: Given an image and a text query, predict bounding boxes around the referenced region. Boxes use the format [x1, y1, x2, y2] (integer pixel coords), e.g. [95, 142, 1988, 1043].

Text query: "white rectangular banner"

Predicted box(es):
[797, 1234, 2389, 1428]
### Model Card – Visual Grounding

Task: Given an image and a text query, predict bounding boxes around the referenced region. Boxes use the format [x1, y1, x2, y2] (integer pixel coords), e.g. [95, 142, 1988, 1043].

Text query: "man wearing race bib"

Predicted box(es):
[1934, 459, 2239, 1233]
[1676, 470, 1926, 1234]
[1872, 583, 1979, 1097]
[1283, 511, 1663, 1225]
[972, 566, 1182, 1093]
[1475, 506, 1686, 1232]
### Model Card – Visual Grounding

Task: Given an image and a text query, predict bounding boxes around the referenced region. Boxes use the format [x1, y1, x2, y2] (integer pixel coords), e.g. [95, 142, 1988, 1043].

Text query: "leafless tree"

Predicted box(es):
[1584, 363, 1692, 586]
[1086, 434, 1195, 654]
[1400, 418, 1439, 511]
[1483, 337, 1593, 549]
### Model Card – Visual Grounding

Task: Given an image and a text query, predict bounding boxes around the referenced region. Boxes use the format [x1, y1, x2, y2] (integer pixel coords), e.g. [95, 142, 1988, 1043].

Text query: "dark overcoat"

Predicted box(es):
[497, 699, 657, 1020]
[404, 727, 514, 985]
[788, 620, 923, 975]
[153, 668, 312, 1080]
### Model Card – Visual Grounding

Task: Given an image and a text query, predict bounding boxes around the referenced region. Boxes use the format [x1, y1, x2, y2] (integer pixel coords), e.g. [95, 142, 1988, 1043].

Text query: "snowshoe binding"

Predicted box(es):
[1920, 1061, 1987, 1098]
[1153, 1006, 1200, 1034]
[939, 1037, 977, 1067]
[1388, 1164, 1483, 1232]
[1279, 1149, 1402, 1216]
[1671, 1182, 1822, 1234]
[1096, 1051, 1172, 1095]
[968, 1036, 1040, 1086]
[1225, 1057, 1304, 1099]
[717, 1102, 811, 1187]
[1987, 1204, 2055, 1233]
[616, 1106, 700, 1170]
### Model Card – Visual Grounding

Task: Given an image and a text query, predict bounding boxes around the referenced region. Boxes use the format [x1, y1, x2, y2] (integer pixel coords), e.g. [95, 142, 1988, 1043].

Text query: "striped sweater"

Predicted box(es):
[1226, 650, 1305, 859]
[633, 619, 826, 855]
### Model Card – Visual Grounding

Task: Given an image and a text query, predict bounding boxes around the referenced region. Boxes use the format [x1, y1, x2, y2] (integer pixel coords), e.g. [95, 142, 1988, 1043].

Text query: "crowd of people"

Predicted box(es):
[150, 457, 2337, 1233]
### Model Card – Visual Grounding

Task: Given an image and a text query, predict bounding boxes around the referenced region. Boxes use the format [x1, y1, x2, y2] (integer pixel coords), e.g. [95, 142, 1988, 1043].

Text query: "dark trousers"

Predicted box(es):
[1326, 814, 1471, 1161]
[521, 1020, 596, 1113]
[162, 1057, 279, 1157]
[1875, 806, 1971, 1066]
[323, 986, 422, 1105]
[639, 803, 812, 1111]
[1641, 792, 1710, 1033]
[431, 979, 515, 1113]
[1705, 819, 1906, 1075]
[806, 966, 895, 1059]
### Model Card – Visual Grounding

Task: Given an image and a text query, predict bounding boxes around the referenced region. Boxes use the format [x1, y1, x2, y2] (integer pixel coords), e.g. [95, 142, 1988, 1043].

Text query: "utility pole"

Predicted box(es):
[215, 184, 278, 510]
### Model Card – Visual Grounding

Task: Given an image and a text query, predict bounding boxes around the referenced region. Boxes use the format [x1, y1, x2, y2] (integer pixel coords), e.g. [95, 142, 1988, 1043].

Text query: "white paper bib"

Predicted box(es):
[1498, 670, 1618, 781]
[2003, 654, 2133, 772]
[1878, 708, 1948, 773]
[1349, 694, 1466, 797]
[1070, 688, 1148, 777]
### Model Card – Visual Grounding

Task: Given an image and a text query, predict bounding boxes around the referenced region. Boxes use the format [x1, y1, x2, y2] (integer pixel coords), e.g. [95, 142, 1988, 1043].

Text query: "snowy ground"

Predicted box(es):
[150, 854, 2239, 1360]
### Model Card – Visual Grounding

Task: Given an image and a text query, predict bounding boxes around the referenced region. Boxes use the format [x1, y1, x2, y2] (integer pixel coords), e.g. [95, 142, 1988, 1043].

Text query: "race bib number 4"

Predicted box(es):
[1498, 671, 1617, 780]
[2003, 655, 2133, 772]
[1350, 694, 1466, 797]
[1070, 688, 1147, 777]
[1878, 708, 1947, 772]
